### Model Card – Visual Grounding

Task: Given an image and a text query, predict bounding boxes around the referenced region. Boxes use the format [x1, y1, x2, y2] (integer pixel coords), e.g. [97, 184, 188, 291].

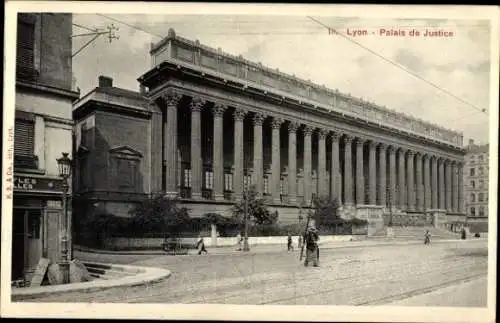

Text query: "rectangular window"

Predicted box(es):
[183, 169, 192, 188]
[115, 158, 137, 189]
[224, 173, 233, 191]
[470, 168, 475, 176]
[14, 119, 35, 156]
[204, 171, 213, 189]
[470, 207, 476, 216]
[17, 19, 35, 68]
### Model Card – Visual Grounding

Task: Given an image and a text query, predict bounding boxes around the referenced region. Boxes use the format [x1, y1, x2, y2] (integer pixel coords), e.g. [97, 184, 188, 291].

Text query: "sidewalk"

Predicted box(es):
[75, 237, 485, 257]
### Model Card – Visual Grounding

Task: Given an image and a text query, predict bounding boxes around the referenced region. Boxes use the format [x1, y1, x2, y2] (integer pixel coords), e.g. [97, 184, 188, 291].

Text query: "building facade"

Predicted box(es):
[73, 29, 466, 236]
[464, 139, 489, 218]
[12, 13, 78, 282]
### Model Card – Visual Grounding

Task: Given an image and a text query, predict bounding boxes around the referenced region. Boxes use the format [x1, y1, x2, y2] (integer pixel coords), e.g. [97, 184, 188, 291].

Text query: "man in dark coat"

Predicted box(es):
[303, 226, 320, 267]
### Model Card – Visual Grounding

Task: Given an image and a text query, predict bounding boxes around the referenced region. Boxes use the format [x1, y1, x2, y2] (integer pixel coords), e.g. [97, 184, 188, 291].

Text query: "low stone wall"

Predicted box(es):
[103, 234, 365, 250]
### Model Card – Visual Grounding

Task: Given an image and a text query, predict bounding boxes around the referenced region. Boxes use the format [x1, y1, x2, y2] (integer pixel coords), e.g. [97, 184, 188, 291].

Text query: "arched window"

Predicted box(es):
[470, 207, 476, 216]
[478, 193, 484, 202]
[471, 193, 476, 202]
[470, 180, 475, 188]
[479, 206, 485, 216]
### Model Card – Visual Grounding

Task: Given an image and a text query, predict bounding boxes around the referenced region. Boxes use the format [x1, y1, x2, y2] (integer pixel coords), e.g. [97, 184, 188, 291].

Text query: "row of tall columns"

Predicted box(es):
[159, 92, 465, 213]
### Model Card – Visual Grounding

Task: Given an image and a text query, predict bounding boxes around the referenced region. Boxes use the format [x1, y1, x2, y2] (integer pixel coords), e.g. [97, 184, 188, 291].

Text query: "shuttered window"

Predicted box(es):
[17, 19, 35, 69]
[14, 119, 35, 156]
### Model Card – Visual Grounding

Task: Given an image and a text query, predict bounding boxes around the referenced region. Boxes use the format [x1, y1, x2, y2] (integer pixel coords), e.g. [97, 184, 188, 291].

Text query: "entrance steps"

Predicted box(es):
[81, 262, 142, 280]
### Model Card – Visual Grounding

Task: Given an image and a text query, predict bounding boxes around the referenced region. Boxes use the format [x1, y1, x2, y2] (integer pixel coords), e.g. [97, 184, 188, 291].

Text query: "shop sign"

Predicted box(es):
[14, 175, 64, 192]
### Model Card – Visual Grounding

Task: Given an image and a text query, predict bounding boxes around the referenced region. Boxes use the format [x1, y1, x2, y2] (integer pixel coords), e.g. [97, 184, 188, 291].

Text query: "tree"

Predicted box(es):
[232, 185, 277, 225]
[129, 195, 190, 235]
[311, 195, 341, 227]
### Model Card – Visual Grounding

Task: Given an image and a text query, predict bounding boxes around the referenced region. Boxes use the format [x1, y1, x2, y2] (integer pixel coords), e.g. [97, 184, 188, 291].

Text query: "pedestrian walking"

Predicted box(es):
[196, 236, 208, 255]
[236, 232, 242, 251]
[424, 229, 431, 245]
[303, 225, 320, 267]
[287, 233, 294, 252]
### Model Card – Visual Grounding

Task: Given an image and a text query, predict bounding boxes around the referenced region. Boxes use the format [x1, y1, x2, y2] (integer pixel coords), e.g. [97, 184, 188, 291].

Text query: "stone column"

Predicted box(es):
[318, 129, 327, 197]
[457, 162, 464, 213]
[415, 153, 423, 211]
[252, 113, 265, 195]
[438, 158, 445, 209]
[398, 148, 406, 209]
[164, 90, 182, 198]
[343, 135, 353, 205]
[445, 159, 452, 212]
[330, 132, 341, 203]
[190, 97, 205, 199]
[271, 118, 283, 204]
[303, 125, 313, 205]
[233, 108, 246, 201]
[423, 155, 431, 211]
[407, 150, 415, 211]
[212, 103, 226, 201]
[378, 143, 387, 207]
[368, 141, 377, 205]
[388, 146, 396, 209]
[355, 137, 365, 205]
[149, 100, 163, 194]
[287, 122, 299, 204]
[452, 161, 458, 212]
[431, 156, 438, 209]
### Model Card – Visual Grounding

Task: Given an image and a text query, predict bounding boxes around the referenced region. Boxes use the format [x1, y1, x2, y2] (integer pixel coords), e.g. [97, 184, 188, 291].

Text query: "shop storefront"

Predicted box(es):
[11, 173, 71, 283]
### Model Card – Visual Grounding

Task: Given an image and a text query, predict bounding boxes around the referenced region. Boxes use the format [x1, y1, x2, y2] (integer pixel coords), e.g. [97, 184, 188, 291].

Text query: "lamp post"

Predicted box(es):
[243, 187, 250, 252]
[56, 152, 72, 284]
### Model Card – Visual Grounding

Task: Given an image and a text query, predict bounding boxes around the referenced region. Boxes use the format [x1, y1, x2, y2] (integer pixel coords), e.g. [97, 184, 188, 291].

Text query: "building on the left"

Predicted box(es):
[12, 13, 79, 283]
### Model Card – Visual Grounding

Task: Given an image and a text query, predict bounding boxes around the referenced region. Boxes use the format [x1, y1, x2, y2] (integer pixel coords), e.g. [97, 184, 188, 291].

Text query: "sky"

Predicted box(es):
[71, 14, 492, 145]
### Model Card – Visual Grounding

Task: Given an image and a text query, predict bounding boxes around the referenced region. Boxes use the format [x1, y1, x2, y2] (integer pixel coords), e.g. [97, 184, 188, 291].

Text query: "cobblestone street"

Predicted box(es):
[25, 239, 488, 306]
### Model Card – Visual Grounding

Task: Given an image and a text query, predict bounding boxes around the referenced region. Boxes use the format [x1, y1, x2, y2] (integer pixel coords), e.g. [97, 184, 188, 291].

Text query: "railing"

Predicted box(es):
[150, 34, 463, 147]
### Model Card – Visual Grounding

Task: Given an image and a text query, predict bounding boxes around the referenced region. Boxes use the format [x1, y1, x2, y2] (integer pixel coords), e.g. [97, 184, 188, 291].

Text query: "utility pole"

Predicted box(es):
[71, 23, 119, 58]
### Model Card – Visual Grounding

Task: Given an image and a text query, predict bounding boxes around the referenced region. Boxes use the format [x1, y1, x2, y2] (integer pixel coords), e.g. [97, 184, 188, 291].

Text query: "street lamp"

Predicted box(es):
[56, 152, 72, 284]
[243, 188, 250, 252]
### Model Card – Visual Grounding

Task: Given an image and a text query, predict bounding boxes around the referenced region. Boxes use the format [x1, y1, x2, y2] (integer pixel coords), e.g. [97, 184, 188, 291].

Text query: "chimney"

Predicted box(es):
[98, 76, 113, 88]
[469, 138, 474, 146]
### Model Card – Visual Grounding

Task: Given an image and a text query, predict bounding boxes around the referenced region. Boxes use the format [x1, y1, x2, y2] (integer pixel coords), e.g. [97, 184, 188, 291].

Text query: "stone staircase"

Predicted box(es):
[371, 226, 460, 240]
[81, 262, 142, 280]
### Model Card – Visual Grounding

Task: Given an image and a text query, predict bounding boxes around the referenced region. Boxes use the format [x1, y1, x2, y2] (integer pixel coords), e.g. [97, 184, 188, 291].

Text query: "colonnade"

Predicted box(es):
[156, 91, 464, 213]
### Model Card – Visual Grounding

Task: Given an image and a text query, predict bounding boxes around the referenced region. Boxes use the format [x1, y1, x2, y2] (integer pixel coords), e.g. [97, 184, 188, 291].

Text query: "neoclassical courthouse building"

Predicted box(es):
[73, 29, 466, 234]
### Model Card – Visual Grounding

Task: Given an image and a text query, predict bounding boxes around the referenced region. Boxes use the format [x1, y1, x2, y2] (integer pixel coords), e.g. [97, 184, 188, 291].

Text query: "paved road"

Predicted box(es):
[26, 240, 488, 306]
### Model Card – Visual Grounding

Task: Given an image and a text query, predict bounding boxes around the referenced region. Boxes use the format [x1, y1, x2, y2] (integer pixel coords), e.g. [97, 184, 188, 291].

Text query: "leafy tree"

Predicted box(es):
[129, 195, 190, 235]
[311, 195, 341, 227]
[232, 185, 277, 225]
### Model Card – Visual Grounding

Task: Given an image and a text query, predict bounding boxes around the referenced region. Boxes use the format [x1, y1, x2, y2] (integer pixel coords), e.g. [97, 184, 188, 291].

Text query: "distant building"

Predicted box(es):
[464, 139, 489, 218]
[12, 13, 78, 282]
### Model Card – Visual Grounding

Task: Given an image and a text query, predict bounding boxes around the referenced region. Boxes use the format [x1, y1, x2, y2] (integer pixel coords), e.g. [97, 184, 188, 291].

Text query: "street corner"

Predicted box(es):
[11, 262, 172, 302]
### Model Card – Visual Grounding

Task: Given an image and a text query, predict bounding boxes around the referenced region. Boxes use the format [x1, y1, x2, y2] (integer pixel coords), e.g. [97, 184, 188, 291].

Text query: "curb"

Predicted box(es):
[73, 238, 486, 257]
[11, 262, 171, 301]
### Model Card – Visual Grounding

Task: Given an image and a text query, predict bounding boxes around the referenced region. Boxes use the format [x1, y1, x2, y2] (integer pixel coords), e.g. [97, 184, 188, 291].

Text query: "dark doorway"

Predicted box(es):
[12, 209, 27, 281]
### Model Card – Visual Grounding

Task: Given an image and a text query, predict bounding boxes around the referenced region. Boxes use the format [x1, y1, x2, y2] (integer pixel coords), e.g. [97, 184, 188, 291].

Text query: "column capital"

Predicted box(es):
[378, 142, 387, 150]
[330, 131, 341, 141]
[288, 121, 300, 133]
[190, 97, 206, 112]
[318, 129, 327, 139]
[387, 145, 396, 153]
[398, 147, 407, 155]
[367, 140, 377, 149]
[212, 103, 227, 117]
[252, 112, 265, 126]
[233, 108, 247, 121]
[407, 149, 415, 157]
[355, 136, 365, 146]
[271, 117, 284, 129]
[344, 134, 353, 144]
[303, 125, 314, 136]
[163, 89, 182, 107]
